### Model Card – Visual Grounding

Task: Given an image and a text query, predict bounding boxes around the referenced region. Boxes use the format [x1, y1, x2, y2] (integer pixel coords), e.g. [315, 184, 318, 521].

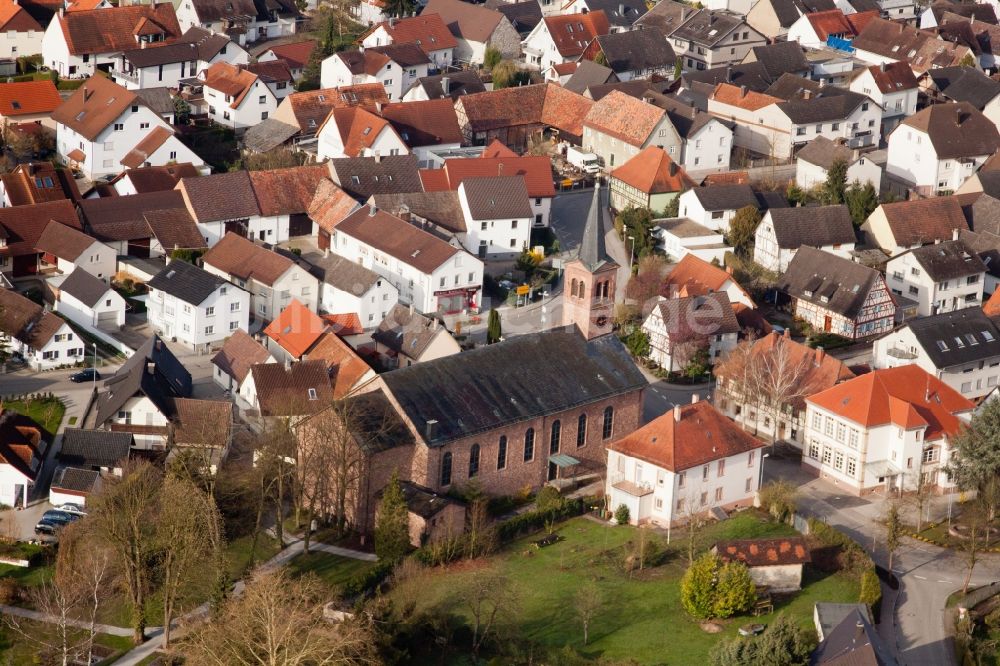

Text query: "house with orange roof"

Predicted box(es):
[803, 364, 975, 494]
[303, 330, 376, 398]
[0, 0, 43, 60]
[0, 409, 45, 509]
[263, 298, 328, 363]
[360, 14, 457, 70]
[198, 61, 278, 131]
[316, 105, 407, 160]
[211, 328, 275, 402]
[320, 43, 431, 101]
[0, 80, 62, 130]
[521, 11, 610, 73]
[715, 330, 856, 446]
[609, 146, 695, 212]
[582, 90, 682, 171]
[661, 253, 756, 308]
[257, 39, 315, 79]
[786, 9, 876, 49]
[606, 397, 764, 527]
[268, 83, 389, 147]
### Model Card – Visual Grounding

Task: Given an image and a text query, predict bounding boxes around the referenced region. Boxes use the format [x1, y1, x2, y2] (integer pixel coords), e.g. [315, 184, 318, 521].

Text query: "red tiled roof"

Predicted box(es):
[283, 84, 389, 133]
[378, 99, 462, 147]
[210, 329, 271, 383]
[263, 299, 327, 359]
[481, 139, 517, 158]
[805, 9, 861, 41]
[611, 146, 694, 194]
[264, 39, 316, 69]
[456, 83, 594, 138]
[120, 126, 173, 169]
[248, 165, 329, 216]
[421, 154, 555, 198]
[610, 400, 764, 472]
[807, 365, 974, 441]
[201, 62, 258, 109]
[308, 178, 358, 234]
[321, 313, 364, 336]
[711, 82, 781, 111]
[305, 330, 372, 398]
[0, 80, 61, 117]
[584, 90, 665, 147]
[715, 538, 811, 567]
[864, 61, 919, 94]
[703, 171, 749, 185]
[984, 289, 1000, 317]
[324, 106, 397, 157]
[846, 9, 879, 34]
[51, 76, 137, 142]
[0, 0, 42, 31]
[58, 3, 182, 55]
[662, 254, 753, 305]
[543, 10, 611, 57]
[360, 13, 458, 55]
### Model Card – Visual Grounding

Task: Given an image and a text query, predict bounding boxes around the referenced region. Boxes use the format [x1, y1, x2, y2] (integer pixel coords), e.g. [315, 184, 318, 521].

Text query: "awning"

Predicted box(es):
[548, 453, 580, 468]
[67, 149, 86, 162]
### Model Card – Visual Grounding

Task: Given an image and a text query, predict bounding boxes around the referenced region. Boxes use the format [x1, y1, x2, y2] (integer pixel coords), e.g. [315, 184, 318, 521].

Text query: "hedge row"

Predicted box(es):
[494, 497, 589, 543]
[808, 518, 882, 620]
[340, 559, 395, 598]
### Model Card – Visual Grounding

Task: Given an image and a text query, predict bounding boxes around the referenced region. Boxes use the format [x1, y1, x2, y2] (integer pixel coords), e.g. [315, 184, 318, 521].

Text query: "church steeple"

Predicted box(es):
[578, 180, 609, 272]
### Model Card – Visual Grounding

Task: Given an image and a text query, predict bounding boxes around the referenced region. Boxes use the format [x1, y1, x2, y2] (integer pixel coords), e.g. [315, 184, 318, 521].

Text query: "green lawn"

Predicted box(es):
[3, 397, 65, 435]
[287, 551, 375, 593]
[389, 513, 860, 664]
[0, 619, 132, 664]
[225, 534, 282, 579]
[0, 562, 53, 588]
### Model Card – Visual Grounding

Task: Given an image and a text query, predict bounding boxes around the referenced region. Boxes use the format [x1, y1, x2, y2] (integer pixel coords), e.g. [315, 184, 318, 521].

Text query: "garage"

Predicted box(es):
[97, 310, 119, 329]
[288, 213, 312, 237]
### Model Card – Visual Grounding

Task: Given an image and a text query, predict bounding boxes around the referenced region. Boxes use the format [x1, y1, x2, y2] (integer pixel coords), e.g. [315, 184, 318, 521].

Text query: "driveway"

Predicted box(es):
[0, 503, 50, 542]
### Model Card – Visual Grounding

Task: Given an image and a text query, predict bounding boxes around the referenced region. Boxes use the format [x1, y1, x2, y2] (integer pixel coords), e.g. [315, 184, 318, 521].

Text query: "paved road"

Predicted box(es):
[765, 457, 998, 666]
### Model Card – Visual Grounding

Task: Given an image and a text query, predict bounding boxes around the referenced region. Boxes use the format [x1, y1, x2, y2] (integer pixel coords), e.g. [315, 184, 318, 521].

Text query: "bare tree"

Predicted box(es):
[906, 471, 933, 532]
[89, 460, 163, 645]
[575, 582, 603, 645]
[961, 503, 988, 594]
[7, 578, 85, 666]
[883, 501, 902, 574]
[460, 571, 520, 657]
[753, 335, 822, 446]
[465, 498, 497, 560]
[679, 490, 707, 566]
[181, 568, 377, 666]
[55, 522, 115, 666]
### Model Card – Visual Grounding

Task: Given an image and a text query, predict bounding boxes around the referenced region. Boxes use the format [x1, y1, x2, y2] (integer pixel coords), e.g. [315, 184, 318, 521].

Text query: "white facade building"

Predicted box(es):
[885, 240, 986, 317]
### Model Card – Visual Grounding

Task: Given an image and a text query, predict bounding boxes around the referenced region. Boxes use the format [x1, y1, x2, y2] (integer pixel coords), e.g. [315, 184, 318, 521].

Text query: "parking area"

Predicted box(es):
[0, 503, 55, 542]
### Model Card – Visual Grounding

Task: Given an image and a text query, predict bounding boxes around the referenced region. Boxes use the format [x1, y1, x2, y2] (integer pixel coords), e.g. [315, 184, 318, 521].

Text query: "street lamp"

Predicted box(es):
[92, 343, 97, 386]
[627, 235, 636, 267]
[757, 452, 770, 495]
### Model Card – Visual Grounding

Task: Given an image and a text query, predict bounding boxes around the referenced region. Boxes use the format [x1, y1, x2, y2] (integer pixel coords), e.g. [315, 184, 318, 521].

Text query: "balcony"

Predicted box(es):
[885, 346, 918, 360]
[610, 472, 654, 497]
[114, 68, 140, 85]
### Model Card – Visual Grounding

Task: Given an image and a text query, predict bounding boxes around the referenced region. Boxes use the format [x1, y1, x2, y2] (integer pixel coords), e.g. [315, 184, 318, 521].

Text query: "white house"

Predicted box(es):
[0, 1, 44, 60]
[678, 184, 761, 234]
[456, 176, 532, 259]
[201, 231, 320, 322]
[0, 288, 84, 370]
[424, 0, 522, 66]
[582, 91, 682, 170]
[848, 62, 918, 137]
[521, 11, 610, 73]
[199, 62, 278, 131]
[42, 3, 183, 78]
[642, 293, 740, 372]
[753, 205, 857, 273]
[606, 398, 764, 527]
[113, 26, 250, 91]
[313, 253, 399, 328]
[175, 170, 264, 246]
[795, 136, 882, 191]
[146, 259, 250, 352]
[803, 365, 974, 494]
[55, 267, 127, 331]
[210, 329, 275, 404]
[320, 44, 431, 101]
[34, 221, 117, 282]
[360, 14, 457, 70]
[0, 410, 45, 509]
[668, 8, 766, 71]
[654, 218, 730, 265]
[330, 204, 484, 314]
[175, 0, 300, 46]
[51, 76, 204, 180]
[315, 105, 408, 161]
[884, 240, 986, 317]
[246, 165, 330, 243]
[873, 308, 1000, 400]
[886, 102, 1000, 196]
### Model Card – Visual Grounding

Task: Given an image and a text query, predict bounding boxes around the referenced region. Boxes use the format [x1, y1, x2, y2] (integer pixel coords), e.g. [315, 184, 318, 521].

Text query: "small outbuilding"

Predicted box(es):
[712, 537, 811, 592]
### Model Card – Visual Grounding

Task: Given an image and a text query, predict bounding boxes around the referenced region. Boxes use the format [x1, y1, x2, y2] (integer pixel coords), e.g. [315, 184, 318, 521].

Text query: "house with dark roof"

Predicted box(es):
[609, 146, 695, 212]
[795, 135, 882, 191]
[805, 365, 973, 494]
[112, 25, 249, 91]
[359, 13, 457, 69]
[778, 246, 896, 340]
[53, 467, 105, 506]
[923, 66, 1000, 129]
[0, 199, 81, 279]
[0, 410, 45, 508]
[327, 154, 423, 200]
[741, 41, 810, 81]
[812, 607, 897, 665]
[714, 537, 811, 591]
[55, 266, 126, 332]
[262, 84, 388, 149]
[372, 303, 461, 368]
[146, 258, 250, 351]
[175, 170, 265, 244]
[58, 428, 133, 472]
[174, 0, 300, 47]
[745, 0, 836, 39]
[170, 397, 234, 471]
[92, 335, 192, 448]
[424, 0, 521, 65]
[210, 328, 275, 400]
[884, 239, 985, 317]
[77, 190, 203, 258]
[456, 175, 532, 259]
[754, 204, 857, 272]
[34, 220, 115, 282]
[667, 9, 766, 70]
[244, 358, 333, 420]
[522, 11, 611, 73]
[401, 70, 487, 102]
[862, 195, 970, 255]
[488, 0, 541, 37]
[306, 251, 400, 328]
[562, 60, 618, 95]
[874, 308, 1000, 400]
[642, 292, 741, 372]
[849, 62, 919, 135]
[677, 183, 762, 233]
[581, 27, 674, 82]
[52, 75, 204, 180]
[329, 204, 484, 314]
[607, 397, 764, 526]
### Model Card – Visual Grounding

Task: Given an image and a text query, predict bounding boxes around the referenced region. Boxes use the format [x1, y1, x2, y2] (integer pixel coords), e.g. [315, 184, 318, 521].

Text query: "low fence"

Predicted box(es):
[955, 581, 1000, 611]
[744, 163, 797, 185]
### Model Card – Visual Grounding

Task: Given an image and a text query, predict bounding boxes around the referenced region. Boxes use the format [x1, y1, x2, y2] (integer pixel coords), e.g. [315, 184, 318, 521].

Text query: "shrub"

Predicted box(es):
[709, 614, 817, 666]
[681, 552, 719, 620]
[341, 559, 395, 598]
[614, 504, 631, 525]
[0, 578, 21, 604]
[758, 480, 797, 523]
[713, 561, 757, 618]
[682, 552, 757, 620]
[535, 486, 563, 512]
[985, 607, 1000, 630]
[494, 497, 586, 543]
[859, 567, 882, 618]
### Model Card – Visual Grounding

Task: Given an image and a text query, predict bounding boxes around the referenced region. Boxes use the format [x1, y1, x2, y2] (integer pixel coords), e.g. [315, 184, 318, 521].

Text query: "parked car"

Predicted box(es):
[54, 503, 86, 516]
[41, 510, 77, 524]
[69, 369, 100, 383]
[34, 522, 57, 536]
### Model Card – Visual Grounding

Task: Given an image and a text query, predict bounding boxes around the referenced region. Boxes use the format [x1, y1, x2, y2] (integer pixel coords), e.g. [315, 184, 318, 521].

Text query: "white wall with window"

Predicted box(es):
[148, 277, 250, 351]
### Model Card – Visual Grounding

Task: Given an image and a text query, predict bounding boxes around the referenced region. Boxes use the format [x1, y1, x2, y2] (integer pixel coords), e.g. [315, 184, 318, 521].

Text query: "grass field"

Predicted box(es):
[287, 551, 375, 593]
[3, 397, 65, 435]
[389, 512, 860, 664]
[0, 619, 132, 665]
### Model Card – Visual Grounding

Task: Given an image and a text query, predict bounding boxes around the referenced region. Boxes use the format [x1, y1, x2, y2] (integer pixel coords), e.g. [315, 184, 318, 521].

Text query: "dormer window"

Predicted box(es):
[308, 388, 318, 400]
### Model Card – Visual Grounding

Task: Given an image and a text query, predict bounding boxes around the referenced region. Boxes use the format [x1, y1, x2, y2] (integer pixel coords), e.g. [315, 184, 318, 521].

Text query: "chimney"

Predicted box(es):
[618, 2, 624, 14]
[374, 151, 382, 163]
[141, 40, 147, 49]
[669, 161, 678, 176]
[368, 202, 377, 216]
[953, 227, 960, 241]
[879, 62, 886, 72]
[852, 148, 860, 161]
[681, 7, 687, 21]
[854, 620, 865, 642]
[815, 346, 825, 362]
[725, 65, 732, 83]
[425, 419, 438, 441]
[146, 362, 155, 375]
[398, 204, 411, 222]
[375, 101, 383, 114]
[440, 75, 450, 94]
[673, 404, 682, 421]
[691, 393, 700, 404]
[740, 85, 748, 98]
[284, 358, 291, 370]
[389, 15, 396, 27]
[408, 303, 414, 315]
[783, 327, 791, 338]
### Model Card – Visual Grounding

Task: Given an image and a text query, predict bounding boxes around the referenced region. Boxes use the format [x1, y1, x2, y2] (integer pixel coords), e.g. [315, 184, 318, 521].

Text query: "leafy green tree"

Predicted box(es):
[859, 567, 881, 609]
[515, 249, 539, 278]
[945, 397, 1000, 522]
[758, 480, 797, 523]
[383, 0, 415, 17]
[845, 181, 879, 226]
[823, 158, 848, 205]
[375, 472, 410, 563]
[483, 46, 501, 70]
[884, 501, 902, 573]
[487, 309, 502, 344]
[683, 347, 711, 379]
[726, 205, 761, 256]
[709, 614, 816, 666]
[623, 328, 650, 359]
[713, 561, 757, 618]
[616, 207, 657, 258]
[786, 182, 807, 206]
[680, 552, 719, 620]
[663, 195, 680, 218]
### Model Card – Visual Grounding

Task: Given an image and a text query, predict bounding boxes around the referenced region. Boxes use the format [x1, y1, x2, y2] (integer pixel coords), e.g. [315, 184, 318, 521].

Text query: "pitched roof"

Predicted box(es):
[57, 3, 181, 55]
[0, 162, 81, 206]
[610, 146, 695, 194]
[378, 99, 462, 147]
[765, 0, 837, 29]
[900, 101, 1000, 159]
[425, 0, 503, 42]
[58, 429, 132, 469]
[147, 259, 227, 306]
[710, 82, 781, 111]
[250, 359, 333, 417]
[563, 59, 617, 95]
[460, 176, 532, 220]
[382, 326, 645, 445]
[809, 365, 973, 440]
[120, 126, 175, 170]
[185, 0, 256, 22]
[141, 208, 204, 253]
[263, 39, 316, 69]
[662, 253, 749, 301]
[307, 252, 382, 296]
[248, 165, 330, 217]
[584, 0, 646, 27]
[715, 537, 811, 567]
[0, 0, 42, 32]
[34, 221, 97, 262]
[371, 190, 465, 233]
[172, 398, 232, 447]
[328, 154, 423, 199]
[202, 232, 295, 286]
[323, 106, 397, 157]
[853, 17, 971, 73]
[456, 82, 594, 138]
[0, 288, 63, 348]
[211, 329, 271, 383]
[635, 0, 691, 32]
[796, 136, 859, 170]
[864, 61, 919, 94]
[903, 239, 986, 282]
[766, 205, 856, 249]
[335, 43, 428, 76]
[749, 41, 809, 80]
[671, 9, 749, 46]
[0, 80, 61, 117]
[610, 398, 763, 472]
[303, 330, 372, 398]
[0, 200, 81, 258]
[245, 59, 294, 85]
[904, 308, 1000, 369]
[576, 182, 615, 272]
[242, 117, 299, 153]
[778, 246, 886, 319]
[812, 608, 897, 666]
[583, 90, 666, 147]
[117, 163, 200, 194]
[654, 292, 741, 339]
[361, 13, 458, 55]
[335, 205, 460, 274]
[95, 336, 192, 425]
[542, 10, 610, 57]
[0, 410, 42, 480]
[308, 178, 359, 233]
[423, 154, 555, 198]
[689, 183, 759, 211]
[59, 267, 111, 308]
[263, 299, 327, 359]
[200, 62, 260, 109]
[406, 70, 486, 100]
[876, 196, 969, 247]
[121, 25, 233, 67]
[371, 303, 449, 358]
[78, 190, 189, 243]
[282, 84, 389, 133]
[176, 171, 260, 223]
[587, 25, 673, 75]
[491, 0, 541, 33]
[50, 75, 137, 141]
[927, 67, 1000, 111]
[776, 88, 868, 124]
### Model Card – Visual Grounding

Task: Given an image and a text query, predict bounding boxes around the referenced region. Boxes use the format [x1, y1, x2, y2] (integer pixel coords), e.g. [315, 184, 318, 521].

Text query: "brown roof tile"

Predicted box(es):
[114, 163, 200, 194]
[304, 330, 373, 398]
[710, 82, 781, 111]
[120, 125, 174, 170]
[425, 0, 503, 42]
[0, 200, 81, 258]
[877, 196, 969, 247]
[57, 3, 182, 55]
[360, 13, 459, 55]
[201, 62, 259, 109]
[51, 75, 138, 141]
[336, 205, 460, 274]
[0, 162, 81, 206]
[378, 98, 462, 146]
[248, 165, 329, 217]
[543, 11, 611, 57]
[263, 39, 316, 69]
[176, 171, 260, 223]
[263, 299, 327, 359]
[456, 83, 594, 138]
[283, 84, 389, 133]
[79, 190, 187, 242]
[171, 398, 232, 447]
[323, 106, 396, 157]
[0, 0, 41, 32]
[715, 537, 811, 567]
[900, 101, 1000, 160]
[422, 154, 555, 198]
[250, 359, 334, 417]
[34, 220, 98, 261]
[143, 208, 205, 251]
[584, 90, 665, 146]
[201, 232, 294, 286]
[308, 178, 359, 233]
[211, 329, 272, 383]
